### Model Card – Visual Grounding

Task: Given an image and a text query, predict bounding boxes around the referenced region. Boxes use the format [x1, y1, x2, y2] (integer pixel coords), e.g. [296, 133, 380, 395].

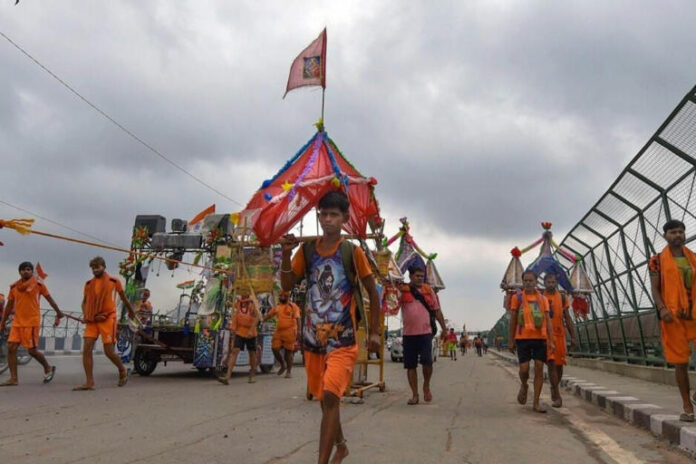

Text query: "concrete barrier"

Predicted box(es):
[568, 357, 696, 387]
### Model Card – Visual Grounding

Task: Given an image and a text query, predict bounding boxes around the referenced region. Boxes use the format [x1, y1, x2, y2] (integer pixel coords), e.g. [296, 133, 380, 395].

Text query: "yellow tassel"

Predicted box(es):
[0, 218, 35, 235]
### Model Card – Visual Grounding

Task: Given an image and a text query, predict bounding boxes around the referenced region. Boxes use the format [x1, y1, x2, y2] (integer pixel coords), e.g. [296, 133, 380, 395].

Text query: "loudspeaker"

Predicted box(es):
[202, 214, 232, 235]
[134, 215, 166, 237]
[151, 233, 203, 251]
[171, 218, 188, 233]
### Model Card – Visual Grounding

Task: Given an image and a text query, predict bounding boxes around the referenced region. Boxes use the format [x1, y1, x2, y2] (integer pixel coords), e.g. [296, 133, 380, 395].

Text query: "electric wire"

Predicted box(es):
[0, 30, 242, 207]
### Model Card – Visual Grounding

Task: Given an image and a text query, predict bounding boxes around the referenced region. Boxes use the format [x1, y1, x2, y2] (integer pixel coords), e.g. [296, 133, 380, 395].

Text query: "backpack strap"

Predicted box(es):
[340, 241, 366, 330]
[301, 239, 366, 329]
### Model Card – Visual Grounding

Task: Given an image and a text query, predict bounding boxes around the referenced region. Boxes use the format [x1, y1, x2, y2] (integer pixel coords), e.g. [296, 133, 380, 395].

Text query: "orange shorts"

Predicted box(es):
[272, 330, 296, 351]
[8, 326, 39, 350]
[547, 334, 567, 365]
[304, 344, 358, 401]
[84, 314, 117, 344]
[661, 318, 696, 364]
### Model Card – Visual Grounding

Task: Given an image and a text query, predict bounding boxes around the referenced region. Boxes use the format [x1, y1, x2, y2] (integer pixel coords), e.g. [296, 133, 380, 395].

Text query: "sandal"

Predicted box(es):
[681, 412, 695, 422]
[407, 395, 419, 405]
[72, 385, 95, 391]
[0, 380, 18, 387]
[517, 385, 528, 405]
[118, 368, 131, 387]
[424, 390, 433, 402]
[216, 377, 229, 385]
[43, 366, 56, 384]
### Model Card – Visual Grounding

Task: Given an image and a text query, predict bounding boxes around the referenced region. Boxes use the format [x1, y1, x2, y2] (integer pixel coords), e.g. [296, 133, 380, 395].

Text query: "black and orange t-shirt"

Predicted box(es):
[291, 238, 372, 354]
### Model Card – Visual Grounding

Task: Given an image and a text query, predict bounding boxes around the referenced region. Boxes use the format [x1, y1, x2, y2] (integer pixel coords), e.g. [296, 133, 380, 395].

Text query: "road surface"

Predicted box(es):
[0, 351, 690, 463]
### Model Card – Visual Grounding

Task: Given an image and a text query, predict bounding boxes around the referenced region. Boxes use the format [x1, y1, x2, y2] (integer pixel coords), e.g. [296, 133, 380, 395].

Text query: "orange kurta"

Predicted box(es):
[230, 298, 258, 339]
[544, 290, 569, 365]
[509, 291, 549, 340]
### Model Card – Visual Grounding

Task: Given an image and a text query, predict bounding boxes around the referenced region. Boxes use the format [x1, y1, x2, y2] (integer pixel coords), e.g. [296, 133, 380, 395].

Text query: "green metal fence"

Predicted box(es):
[553, 85, 696, 366]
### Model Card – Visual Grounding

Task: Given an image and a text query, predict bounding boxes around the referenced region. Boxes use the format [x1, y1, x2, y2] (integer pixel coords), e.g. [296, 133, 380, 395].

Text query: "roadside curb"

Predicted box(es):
[490, 349, 696, 457]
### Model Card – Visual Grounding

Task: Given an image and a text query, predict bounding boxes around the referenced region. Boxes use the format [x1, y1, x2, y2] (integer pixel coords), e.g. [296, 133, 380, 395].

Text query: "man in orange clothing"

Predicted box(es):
[650, 219, 696, 422]
[263, 290, 301, 378]
[543, 272, 577, 408]
[219, 291, 261, 384]
[135, 288, 153, 327]
[74, 256, 136, 391]
[280, 190, 381, 464]
[509, 270, 554, 413]
[0, 262, 64, 386]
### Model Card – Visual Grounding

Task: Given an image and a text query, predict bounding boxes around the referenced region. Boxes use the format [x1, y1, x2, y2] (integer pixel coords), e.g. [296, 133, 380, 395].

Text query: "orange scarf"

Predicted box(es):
[659, 246, 696, 319]
[83, 274, 115, 322]
[14, 276, 39, 293]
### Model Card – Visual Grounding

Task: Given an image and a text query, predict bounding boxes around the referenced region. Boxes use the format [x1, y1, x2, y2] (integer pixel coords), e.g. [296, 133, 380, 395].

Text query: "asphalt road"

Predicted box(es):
[0, 351, 691, 463]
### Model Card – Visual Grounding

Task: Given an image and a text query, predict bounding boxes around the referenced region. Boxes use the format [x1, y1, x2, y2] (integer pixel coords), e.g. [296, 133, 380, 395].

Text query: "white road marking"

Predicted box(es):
[499, 363, 645, 464]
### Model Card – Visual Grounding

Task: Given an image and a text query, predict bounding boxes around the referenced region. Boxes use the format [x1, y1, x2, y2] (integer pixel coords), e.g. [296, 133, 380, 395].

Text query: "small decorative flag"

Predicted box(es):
[188, 204, 215, 232]
[36, 262, 48, 280]
[284, 28, 327, 98]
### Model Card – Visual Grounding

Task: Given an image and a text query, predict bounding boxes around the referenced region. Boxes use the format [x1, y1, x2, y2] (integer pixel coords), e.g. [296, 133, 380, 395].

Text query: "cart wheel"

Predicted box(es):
[133, 348, 157, 376]
[379, 383, 386, 392]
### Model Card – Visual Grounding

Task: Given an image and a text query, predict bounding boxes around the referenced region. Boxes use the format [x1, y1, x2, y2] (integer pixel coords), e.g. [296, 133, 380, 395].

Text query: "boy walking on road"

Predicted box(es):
[509, 270, 554, 413]
[280, 190, 381, 464]
[263, 290, 301, 378]
[650, 220, 696, 422]
[0, 262, 64, 386]
[74, 257, 136, 391]
[220, 292, 261, 384]
[399, 266, 448, 405]
[543, 273, 577, 408]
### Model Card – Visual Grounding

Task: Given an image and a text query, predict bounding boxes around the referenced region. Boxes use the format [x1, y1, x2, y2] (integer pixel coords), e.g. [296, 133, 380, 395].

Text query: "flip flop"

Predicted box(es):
[424, 390, 433, 402]
[517, 385, 528, 405]
[43, 366, 56, 384]
[0, 380, 18, 387]
[117, 368, 131, 387]
[72, 385, 95, 391]
[681, 412, 695, 422]
[216, 377, 229, 385]
[407, 395, 419, 405]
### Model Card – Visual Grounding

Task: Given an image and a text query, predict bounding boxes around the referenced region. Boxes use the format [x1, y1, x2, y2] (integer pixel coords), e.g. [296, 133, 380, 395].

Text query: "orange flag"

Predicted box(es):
[189, 204, 215, 230]
[36, 262, 48, 280]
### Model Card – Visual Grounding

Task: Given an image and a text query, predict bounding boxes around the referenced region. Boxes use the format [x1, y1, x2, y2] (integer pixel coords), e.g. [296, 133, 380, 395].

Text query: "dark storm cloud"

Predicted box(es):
[2, 1, 696, 328]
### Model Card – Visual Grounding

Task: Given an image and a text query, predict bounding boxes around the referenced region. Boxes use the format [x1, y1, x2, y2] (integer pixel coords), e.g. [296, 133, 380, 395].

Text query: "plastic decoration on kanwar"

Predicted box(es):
[386, 217, 445, 290]
[237, 124, 383, 246]
[568, 258, 593, 320]
[502, 222, 593, 317]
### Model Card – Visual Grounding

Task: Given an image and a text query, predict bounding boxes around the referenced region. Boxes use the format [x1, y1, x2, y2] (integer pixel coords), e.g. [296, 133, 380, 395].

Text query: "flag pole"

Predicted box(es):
[321, 87, 326, 124]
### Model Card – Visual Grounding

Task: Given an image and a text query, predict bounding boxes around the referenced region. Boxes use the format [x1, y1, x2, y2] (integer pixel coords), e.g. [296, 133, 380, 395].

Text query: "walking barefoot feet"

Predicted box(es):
[517, 384, 528, 405]
[331, 439, 349, 464]
[533, 403, 547, 414]
[277, 365, 286, 376]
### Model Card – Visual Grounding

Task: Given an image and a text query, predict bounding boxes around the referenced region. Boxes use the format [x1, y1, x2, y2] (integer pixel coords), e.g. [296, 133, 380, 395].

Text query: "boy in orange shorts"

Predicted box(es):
[280, 190, 381, 464]
[543, 272, 576, 408]
[263, 291, 301, 378]
[0, 262, 64, 386]
[74, 256, 136, 391]
[650, 219, 696, 421]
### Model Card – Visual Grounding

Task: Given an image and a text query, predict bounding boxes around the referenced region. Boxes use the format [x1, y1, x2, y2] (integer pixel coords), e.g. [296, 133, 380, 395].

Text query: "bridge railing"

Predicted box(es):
[556, 85, 696, 366]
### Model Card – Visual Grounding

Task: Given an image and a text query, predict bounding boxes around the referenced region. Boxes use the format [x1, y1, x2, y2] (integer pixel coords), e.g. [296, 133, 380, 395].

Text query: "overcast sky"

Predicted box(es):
[1, 1, 695, 331]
